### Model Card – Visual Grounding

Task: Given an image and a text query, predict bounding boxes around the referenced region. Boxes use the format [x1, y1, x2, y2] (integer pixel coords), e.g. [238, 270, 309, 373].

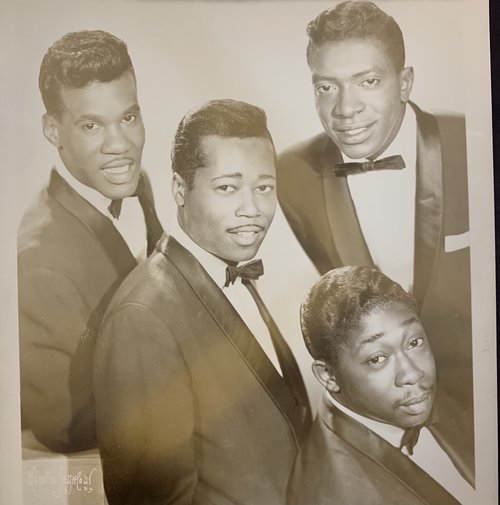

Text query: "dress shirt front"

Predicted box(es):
[56, 164, 147, 260]
[171, 221, 283, 376]
[345, 106, 416, 291]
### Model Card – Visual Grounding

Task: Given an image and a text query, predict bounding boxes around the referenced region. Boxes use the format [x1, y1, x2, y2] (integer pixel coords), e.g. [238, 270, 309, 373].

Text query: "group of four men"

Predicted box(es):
[18, 2, 474, 504]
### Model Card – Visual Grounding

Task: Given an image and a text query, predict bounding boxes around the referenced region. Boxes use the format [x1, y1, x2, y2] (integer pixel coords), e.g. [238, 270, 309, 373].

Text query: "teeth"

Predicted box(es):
[103, 164, 131, 174]
[343, 127, 366, 136]
[237, 231, 256, 236]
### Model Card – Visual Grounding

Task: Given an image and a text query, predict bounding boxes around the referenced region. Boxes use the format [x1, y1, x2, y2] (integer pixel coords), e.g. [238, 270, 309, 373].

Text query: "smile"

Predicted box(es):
[334, 122, 375, 144]
[101, 159, 137, 184]
[227, 225, 264, 245]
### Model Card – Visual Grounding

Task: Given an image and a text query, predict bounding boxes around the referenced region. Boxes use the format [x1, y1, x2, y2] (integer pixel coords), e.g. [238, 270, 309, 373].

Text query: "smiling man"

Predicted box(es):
[288, 266, 475, 505]
[277, 0, 472, 436]
[93, 99, 311, 505]
[17, 30, 163, 452]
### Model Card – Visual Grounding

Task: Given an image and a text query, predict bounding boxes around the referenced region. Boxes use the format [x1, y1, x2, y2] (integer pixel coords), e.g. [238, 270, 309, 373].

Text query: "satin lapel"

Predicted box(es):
[161, 236, 303, 445]
[320, 139, 374, 267]
[411, 103, 443, 305]
[327, 404, 460, 505]
[48, 169, 137, 277]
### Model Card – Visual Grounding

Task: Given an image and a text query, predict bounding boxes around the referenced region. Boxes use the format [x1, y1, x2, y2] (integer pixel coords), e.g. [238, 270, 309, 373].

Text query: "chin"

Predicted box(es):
[100, 180, 139, 200]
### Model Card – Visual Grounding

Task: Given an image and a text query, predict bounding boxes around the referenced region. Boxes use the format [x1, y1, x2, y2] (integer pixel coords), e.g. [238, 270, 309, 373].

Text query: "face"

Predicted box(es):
[309, 39, 413, 160]
[329, 302, 436, 428]
[44, 71, 145, 199]
[174, 135, 277, 263]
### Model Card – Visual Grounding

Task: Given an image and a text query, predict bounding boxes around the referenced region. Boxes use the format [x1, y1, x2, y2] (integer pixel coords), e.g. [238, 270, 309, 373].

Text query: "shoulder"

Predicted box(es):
[277, 132, 335, 173]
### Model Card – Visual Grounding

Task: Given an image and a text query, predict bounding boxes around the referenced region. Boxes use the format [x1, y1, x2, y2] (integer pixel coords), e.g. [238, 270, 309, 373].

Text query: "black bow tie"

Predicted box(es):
[399, 424, 423, 456]
[224, 259, 264, 288]
[333, 154, 405, 177]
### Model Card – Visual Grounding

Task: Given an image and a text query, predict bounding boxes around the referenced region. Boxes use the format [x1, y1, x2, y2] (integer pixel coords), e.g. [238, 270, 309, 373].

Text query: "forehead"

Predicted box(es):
[58, 71, 138, 116]
[197, 135, 276, 175]
[309, 38, 396, 78]
[345, 303, 421, 352]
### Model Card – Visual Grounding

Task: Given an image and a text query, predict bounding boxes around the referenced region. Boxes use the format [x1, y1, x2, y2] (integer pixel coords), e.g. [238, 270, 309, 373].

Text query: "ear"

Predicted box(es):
[42, 113, 62, 149]
[312, 359, 340, 394]
[171, 172, 187, 208]
[399, 66, 414, 103]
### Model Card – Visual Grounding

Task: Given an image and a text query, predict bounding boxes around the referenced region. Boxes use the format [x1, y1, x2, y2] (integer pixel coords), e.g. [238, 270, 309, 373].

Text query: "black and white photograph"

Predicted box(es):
[1, 1, 497, 504]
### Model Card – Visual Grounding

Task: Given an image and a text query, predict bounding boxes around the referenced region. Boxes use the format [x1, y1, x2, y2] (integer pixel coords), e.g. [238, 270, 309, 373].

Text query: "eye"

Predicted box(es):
[122, 114, 137, 124]
[407, 336, 425, 349]
[366, 355, 387, 367]
[216, 184, 236, 193]
[315, 83, 337, 94]
[255, 184, 274, 194]
[82, 122, 100, 131]
[361, 77, 380, 87]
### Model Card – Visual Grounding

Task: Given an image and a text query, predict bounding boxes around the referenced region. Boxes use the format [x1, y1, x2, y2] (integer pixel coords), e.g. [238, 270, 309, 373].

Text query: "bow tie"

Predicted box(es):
[224, 259, 264, 288]
[333, 154, 405, 177]
[107, 175, 146, 219]
[399, 424, 423, 456]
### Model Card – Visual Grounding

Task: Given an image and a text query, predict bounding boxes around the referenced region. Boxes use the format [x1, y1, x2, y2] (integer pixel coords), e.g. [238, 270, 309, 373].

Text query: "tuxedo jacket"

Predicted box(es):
[17, 169, 163, 453]
[277, 103, 472, 419]
[288, 392, 474, 505]
[93, 234, 308, 505]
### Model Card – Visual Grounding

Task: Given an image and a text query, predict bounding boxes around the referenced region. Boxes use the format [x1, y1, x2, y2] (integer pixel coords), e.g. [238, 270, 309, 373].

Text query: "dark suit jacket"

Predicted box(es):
[288, 392, 474, 505]
[277, 103, 473, 423]
[93, 234, 307, 505]
[18, 169, 163, 453]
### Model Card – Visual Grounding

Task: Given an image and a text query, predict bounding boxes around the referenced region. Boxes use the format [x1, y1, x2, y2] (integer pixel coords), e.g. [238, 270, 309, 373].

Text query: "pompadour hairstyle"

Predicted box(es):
[301, 266, 417, 368]
[171, 99, 276, 188]
[39, 30, 135, 117]
[306, 1, 405, 71]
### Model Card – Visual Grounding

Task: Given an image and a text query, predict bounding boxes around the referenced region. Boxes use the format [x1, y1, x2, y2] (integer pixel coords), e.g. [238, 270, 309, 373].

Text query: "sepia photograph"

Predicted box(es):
[1, 1, 497, 504]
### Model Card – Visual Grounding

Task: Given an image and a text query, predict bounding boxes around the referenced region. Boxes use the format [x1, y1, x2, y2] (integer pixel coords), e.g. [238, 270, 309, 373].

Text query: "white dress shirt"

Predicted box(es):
[326, 392, 475, 504]
[171, 221, 283, 376]
[56, 164, 148, 261]
[345, 106, 416, 291]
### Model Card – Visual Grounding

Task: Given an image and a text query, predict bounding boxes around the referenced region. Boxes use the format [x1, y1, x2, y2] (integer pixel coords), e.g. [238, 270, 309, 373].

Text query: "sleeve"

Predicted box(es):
[93, 302, 196, 505]
[18, 267, 97, 452]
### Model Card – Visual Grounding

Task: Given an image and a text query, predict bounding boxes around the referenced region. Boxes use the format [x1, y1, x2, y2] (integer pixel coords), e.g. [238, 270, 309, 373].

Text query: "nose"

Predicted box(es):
[101, 124, 131, 154]
[394, 353, 425, 388]
[333, 86, 364, 118]
[235, 188, 260, 218]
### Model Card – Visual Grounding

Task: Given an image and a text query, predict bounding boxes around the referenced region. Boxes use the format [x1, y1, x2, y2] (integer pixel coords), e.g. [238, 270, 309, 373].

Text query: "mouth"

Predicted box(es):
[333, 122, 375, 145]
[227, 225, 264, 245]
[101, 159, 137, 184]
[395, 390, 433, 415]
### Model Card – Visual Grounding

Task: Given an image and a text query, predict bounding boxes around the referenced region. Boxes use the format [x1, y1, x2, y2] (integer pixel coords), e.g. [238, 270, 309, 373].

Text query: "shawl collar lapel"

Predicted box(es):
[411, 102, 443, 306]
[160, 235, 303, 445]
[324, 402, 460, 505]
[48, 169, 137, 277]
[319, 137, 374, 267]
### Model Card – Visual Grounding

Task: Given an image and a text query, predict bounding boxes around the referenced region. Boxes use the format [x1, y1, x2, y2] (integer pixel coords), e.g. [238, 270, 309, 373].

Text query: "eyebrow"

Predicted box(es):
[210, 173, 276, 182]
[312, 67, 386, 83]
[357, 316, 420, 348]
[75, 104, 141, 125]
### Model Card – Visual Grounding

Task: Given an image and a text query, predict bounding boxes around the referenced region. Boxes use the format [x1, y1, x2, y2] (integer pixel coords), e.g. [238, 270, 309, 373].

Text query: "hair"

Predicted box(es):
[171, 99, 276, 188]
[39, 30, 135, 117]
[301, 266, 417, 369]
[306, 1, 405, 71]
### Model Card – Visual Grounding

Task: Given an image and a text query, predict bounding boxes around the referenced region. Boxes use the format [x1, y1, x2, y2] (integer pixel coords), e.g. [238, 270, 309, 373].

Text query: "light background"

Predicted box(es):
[1, 1, 497, 503]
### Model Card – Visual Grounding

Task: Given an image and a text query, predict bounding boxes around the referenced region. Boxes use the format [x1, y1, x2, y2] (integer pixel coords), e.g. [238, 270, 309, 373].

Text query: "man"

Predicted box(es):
[18, 30, 163, 453]
[277, 1, 472, 422]
[93, 99, 312, 505]
[288, 266, 475, 505]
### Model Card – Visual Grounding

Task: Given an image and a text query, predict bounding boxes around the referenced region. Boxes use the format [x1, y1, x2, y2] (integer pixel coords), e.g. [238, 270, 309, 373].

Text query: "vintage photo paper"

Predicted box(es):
[1, 0, 497, 503]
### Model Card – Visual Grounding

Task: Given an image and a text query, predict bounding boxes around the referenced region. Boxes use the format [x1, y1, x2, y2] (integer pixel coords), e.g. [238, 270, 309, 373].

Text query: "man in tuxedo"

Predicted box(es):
[18, 30, 163, 453]
[93, 99, 312, 505]
[277, 0, 472, 423]
[288, 266, 475, 505]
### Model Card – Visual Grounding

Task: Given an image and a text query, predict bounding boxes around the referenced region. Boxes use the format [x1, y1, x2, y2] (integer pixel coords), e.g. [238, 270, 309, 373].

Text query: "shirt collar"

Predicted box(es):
[170, 219, 230, 289]
[325, 390, 405, 448]
[55, 163, 111, 217]
[343, 104, 417, 164]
